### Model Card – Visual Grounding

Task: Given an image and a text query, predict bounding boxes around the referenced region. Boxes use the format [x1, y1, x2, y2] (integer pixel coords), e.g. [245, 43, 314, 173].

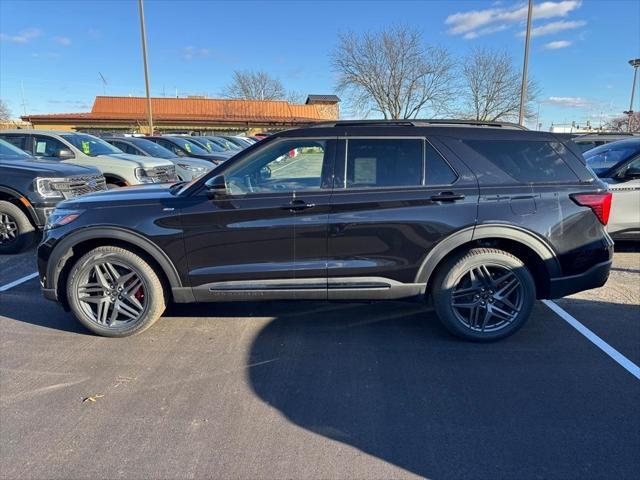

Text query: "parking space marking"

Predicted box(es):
[543, 300, 640, 381]
[0, 272, 38, 292]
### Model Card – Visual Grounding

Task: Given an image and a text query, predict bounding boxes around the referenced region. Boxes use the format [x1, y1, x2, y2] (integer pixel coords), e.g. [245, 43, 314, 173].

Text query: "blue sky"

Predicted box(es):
[1, 0, 638, 129]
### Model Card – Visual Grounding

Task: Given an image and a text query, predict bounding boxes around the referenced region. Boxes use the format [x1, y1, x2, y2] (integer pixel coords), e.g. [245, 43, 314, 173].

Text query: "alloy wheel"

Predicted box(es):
[450, 264, 524, 333]
[0, 213, 18, 245]
[76, 261, 148, 327]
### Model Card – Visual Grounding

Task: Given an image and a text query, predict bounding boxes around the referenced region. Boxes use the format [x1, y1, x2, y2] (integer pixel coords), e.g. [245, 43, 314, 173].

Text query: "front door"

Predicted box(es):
[327, 136, 479, 299]
[180, 137, 336, 301]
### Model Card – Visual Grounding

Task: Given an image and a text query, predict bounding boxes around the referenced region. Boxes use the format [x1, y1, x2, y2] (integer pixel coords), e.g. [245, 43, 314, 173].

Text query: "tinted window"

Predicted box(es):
[584, 141, 640, 176]
[227, 139, 329, 194]
[131, 138, 176, 159]
[0, 139, 30, 158]
[167, 137, 209, 155]
[426, 142, 457, 185]
[61, 133, 121, 156]
[346, 139, 422, 188]
[0, 135, 28, 151]
[464, 139, 578, 183]
[33, 136, 70, 159]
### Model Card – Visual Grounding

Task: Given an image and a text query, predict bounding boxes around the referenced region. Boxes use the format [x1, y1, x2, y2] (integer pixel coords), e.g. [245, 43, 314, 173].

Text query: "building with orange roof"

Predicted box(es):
[20, 94, 340, 134]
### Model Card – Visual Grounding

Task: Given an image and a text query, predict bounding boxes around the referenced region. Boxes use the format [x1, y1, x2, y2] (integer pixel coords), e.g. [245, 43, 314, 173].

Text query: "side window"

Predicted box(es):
[0, 135, 28, 152]
[463, 139, 578, 183]
[345, 139, 422, 188]
[425, 142, 457, 185]
[121, 143, 139, 155]
[33, 136, 70, 159]
[159, 140, 183, 156]
[108, 140, 126, 151]
[226, 139, 330, 195]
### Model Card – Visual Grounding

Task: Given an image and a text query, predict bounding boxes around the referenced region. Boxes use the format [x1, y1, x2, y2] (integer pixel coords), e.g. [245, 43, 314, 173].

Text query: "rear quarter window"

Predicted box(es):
[463, 139, 579, 183]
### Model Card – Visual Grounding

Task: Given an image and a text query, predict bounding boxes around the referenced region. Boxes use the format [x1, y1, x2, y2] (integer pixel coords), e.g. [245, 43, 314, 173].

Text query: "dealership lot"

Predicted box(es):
[1, 245, 638, 479]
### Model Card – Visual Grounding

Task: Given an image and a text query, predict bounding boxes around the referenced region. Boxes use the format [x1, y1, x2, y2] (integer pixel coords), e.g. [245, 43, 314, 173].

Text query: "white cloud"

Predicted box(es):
[445, 0, 582, 38]
[182, 46, 210, 60]
[53, 36, 71, 46]
[521, 20, 586, 37]
[0, 27, 42, 44]
[543, 96, 593, 108]
[543, 40, 573, 49]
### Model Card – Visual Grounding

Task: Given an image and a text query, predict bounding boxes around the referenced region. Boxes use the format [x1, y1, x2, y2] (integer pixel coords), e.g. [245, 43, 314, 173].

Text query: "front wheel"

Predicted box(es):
[432, 248, 536, 342]
[0, 200, 35, 254]
[66, 246, 166, 337]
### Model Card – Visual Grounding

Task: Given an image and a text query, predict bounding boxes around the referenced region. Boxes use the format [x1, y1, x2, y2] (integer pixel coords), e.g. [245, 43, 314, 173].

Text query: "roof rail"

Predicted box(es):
[309, 119, 528, 130]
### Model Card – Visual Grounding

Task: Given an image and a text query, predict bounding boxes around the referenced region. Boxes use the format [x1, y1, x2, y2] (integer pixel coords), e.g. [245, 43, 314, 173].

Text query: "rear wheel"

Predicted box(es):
[432, 248, 536, 341]
[0, 200, 35, 254]
[66, 246, 166, 337]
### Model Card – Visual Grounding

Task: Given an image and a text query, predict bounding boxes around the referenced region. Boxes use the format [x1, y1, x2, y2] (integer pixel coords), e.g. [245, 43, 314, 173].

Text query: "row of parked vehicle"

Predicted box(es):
[0, 130, 260, 253]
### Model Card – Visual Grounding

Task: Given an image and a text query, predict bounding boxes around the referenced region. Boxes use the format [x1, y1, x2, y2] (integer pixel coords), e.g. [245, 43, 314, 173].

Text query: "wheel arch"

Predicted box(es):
[416, 224, 561, 299]
[0, 186, 39, 227]
[47, 227, 191, 306]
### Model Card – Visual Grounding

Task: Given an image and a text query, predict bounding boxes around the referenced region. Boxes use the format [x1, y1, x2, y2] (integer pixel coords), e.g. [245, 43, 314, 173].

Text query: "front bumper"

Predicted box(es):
[547, 259, 612, 298]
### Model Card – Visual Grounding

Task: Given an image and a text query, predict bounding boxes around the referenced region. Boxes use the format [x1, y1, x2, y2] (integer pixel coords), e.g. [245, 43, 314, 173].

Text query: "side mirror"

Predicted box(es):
[259, 166, 271, 180]
[623, 166, 640, 179]
[57, 148, 75, 159]
[204, 175, 227, 198]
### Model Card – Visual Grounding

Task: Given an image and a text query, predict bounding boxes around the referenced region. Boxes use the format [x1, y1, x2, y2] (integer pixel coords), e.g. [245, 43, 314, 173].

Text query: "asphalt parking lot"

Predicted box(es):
[1, 244, 638, 479]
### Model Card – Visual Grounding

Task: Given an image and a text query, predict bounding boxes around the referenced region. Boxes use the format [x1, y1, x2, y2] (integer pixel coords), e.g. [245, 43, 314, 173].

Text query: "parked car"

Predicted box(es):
[0, 139, 106, 253]
[583, 138, 640, 240]
[0, 130, 177, 188]
[38, 119, 613, 340]
[187, 136, 237, 158]
[572, 132, 638, 153]
[217, 135, 253, 149]
[103, 137, 212, 181]
[205, 136, 243, 152]
[146, 136, 231, 164]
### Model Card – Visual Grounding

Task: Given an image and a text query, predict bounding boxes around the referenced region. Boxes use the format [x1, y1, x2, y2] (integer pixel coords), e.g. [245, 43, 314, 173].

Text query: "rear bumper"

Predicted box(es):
[547, 259, 612, 299]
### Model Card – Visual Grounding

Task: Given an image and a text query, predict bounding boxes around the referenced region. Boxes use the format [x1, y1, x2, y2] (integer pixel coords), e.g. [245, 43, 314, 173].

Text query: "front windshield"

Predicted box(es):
[191, 137, 225, 153]
[62, 133, 122, 156]
[132, 138, 176, 159]
[585, 142, 640, 176]
[0, 139, 30, 158]
[209, 137, 241, 151]
[167, 137, 209, 155]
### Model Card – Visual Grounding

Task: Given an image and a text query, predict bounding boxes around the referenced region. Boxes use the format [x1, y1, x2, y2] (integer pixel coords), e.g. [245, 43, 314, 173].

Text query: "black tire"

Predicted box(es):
[432, 248, 536, 342]
[0, 200, 35, 254]
[66, 246, 166, 337]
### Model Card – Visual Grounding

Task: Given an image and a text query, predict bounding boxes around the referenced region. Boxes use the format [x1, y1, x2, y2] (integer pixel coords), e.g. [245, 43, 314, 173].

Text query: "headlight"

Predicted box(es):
[35, 177, 65, 199]
[44, 209, 84, 230]
[177, 163, 206, 172]
[134, 167, 157, 183]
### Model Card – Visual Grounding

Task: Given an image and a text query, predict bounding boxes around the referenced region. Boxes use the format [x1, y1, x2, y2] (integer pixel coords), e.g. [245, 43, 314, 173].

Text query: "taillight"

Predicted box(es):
[570, 192, 612, 225]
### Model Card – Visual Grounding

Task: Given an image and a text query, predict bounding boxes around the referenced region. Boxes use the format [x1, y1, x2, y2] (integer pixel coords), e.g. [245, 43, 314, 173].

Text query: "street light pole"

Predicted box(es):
[518, 0, 533, 126]
[625, 58, 640, 132]
[138, 0, 154, 135]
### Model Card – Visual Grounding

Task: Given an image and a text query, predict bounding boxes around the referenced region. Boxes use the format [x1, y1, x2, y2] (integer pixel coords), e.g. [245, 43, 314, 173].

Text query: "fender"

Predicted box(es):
[46, 226, 190, 301]
[414, 224, 562, 286]
[0, 185, 40, 226]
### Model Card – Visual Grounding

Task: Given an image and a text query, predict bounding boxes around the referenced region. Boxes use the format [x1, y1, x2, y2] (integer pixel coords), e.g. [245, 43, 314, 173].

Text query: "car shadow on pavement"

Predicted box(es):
[242, 300, 640, 479]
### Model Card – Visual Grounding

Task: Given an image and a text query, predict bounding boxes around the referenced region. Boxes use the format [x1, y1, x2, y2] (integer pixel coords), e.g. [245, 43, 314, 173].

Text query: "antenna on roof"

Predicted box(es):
[98, 72, 108, 95]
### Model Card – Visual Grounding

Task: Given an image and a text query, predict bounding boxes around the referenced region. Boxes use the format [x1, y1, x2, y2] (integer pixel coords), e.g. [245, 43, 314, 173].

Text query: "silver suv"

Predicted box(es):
[0, 130, 177, 188]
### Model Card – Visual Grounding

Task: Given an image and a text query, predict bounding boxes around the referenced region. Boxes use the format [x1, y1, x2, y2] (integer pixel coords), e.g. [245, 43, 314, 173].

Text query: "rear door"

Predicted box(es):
[327, 135, 479, 299]
[608, 156, 640, 235]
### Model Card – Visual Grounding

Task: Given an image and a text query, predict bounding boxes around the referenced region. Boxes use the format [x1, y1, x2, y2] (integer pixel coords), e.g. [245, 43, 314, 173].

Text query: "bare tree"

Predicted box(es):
[605, 112, 640, 132]
[460, 48, 540, 122]
[332, 25, 456, 119]
[221, 70, 286, 101]
[0, 99, 11, 121]
[286, 90, 306, 104]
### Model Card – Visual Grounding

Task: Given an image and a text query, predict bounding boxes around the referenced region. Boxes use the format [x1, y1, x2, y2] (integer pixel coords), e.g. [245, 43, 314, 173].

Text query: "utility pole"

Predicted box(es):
[138, 0, 154, 135]
[624, 58, 640, 132]
[518, 0, 533, 126]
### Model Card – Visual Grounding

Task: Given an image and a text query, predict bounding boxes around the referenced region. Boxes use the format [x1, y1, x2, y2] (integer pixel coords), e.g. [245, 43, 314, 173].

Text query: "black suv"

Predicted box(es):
[37, 120, 613, 341]
[0, 139, 106, 254]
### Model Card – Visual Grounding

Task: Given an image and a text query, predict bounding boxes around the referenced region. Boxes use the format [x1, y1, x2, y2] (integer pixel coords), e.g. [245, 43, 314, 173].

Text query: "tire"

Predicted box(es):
[0, 200, 35, 254]
[66, 246, 166, 337]
[432, 248, 536, 342]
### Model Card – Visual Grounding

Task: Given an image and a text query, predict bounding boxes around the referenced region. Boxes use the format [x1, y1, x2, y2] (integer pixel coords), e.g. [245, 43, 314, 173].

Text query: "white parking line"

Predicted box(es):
[0, 272, 39, 292]
[543, 299, 640, 381]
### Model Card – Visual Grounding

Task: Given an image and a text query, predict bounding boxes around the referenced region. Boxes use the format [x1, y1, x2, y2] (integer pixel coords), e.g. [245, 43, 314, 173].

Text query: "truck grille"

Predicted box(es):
[56, 175, 107, 199]
[149, 165, 177, 183]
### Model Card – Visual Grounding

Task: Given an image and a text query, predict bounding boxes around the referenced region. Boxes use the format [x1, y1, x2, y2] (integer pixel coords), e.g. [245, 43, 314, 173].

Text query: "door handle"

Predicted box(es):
[281, 199, 316, 211]
[430, 191, 465, 202]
